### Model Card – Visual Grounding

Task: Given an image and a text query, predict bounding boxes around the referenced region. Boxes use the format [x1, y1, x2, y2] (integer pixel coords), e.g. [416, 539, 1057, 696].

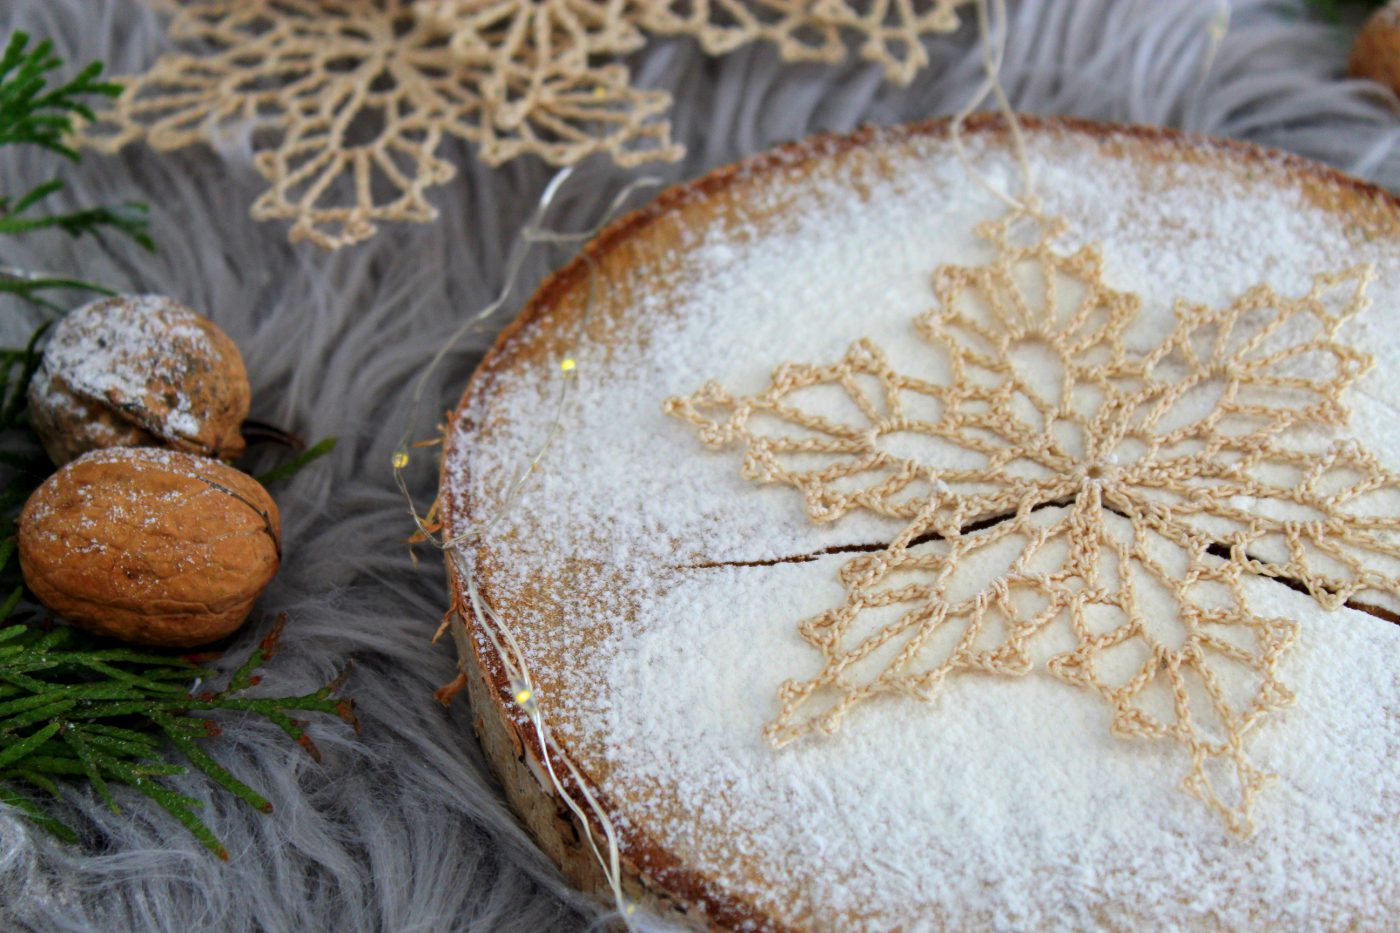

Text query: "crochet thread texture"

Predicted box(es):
[667, 209, 1400, 833]
[81, 0, 966, 249]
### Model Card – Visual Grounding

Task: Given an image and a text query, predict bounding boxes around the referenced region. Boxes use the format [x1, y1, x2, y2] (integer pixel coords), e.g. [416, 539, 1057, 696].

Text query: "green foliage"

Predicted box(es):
[0, 31, 118, 157]
[257, 436, 338, 485]
[0, 31, 153, 313]
[1306, 0, 1391, 22]
[0, 617, 356, 858]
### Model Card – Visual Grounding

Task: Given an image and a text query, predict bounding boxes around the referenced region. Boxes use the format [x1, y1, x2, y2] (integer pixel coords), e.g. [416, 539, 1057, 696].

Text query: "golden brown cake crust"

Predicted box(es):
[440, 114, 1400, 931]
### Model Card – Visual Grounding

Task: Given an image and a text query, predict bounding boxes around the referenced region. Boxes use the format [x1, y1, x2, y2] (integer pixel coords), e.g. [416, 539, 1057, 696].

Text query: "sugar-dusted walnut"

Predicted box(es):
[18, 447, 281, 648]
[1350, 2, 1400, 95]
[28, 294, 251, 466]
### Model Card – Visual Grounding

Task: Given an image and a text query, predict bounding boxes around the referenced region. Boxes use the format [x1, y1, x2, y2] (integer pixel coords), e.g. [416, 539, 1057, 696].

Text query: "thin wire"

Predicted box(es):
[393, 167, 660, 926]
[457, 561, 628, 917]
[396, 167, 652, 474]
[949, 0, 1037, 212]
[1198, 0, 1232, 87]
[0, 264, 93, 285]
[0, 265, 52, 281]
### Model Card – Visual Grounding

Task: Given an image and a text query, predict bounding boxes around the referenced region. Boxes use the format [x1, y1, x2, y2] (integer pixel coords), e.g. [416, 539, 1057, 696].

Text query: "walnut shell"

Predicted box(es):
[1349, 3, 1400, 95]
[28, 295, 251, 466]
[18, 447, 281, 648]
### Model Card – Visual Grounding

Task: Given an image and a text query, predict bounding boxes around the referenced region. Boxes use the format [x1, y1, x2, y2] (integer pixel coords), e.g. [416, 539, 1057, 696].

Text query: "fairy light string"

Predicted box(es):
[394, 165, 659, 925]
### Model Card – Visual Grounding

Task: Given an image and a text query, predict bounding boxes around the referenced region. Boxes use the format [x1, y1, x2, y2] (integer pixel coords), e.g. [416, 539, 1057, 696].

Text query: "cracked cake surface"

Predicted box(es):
[442, 117, 1400, 932]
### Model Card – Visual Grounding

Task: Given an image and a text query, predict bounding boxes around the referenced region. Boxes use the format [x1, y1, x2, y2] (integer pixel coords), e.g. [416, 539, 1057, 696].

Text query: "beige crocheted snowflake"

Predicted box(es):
[420, 1, 968, 84]
[80, 0, 966, 249]
[80, 0, 674, 249]
[666, 210, 1400, 833]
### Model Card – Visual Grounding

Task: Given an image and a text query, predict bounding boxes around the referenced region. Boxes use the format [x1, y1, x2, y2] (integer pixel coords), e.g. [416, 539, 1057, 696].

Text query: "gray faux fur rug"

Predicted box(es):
[1, 1, 1396, 931]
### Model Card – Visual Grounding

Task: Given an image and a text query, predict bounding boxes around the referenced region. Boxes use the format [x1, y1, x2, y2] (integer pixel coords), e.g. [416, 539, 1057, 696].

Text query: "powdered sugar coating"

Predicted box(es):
[45, 296, 212, 437]
[448, 124, 1400, 930]
[28, 295, 250, 465]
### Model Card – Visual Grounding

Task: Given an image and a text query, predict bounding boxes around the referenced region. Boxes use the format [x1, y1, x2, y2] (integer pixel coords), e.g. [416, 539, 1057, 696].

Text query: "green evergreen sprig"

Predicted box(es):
[0, 31, 116, 156]
[0, 616, 357, 859]
[1305, 0, 1390, 22]
[0, 31, 153, 312]
[256, 435, 339, 485]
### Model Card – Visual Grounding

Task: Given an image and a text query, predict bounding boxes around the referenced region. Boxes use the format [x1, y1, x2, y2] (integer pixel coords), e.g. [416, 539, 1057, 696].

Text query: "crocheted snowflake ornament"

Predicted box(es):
[667, 209, 1400, 833]
[81, 0, 967, 249]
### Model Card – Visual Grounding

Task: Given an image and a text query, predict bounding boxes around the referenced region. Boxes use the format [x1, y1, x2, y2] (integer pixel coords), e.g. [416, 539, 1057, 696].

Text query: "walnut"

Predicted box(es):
[28, 295, 251, 466]
[18, 447, 281, 648]
[1349, 3, 1400, 96]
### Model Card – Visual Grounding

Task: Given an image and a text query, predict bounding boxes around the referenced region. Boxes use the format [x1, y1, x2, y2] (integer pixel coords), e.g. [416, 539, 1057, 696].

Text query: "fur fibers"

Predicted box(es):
[0, 1, 1396, 931]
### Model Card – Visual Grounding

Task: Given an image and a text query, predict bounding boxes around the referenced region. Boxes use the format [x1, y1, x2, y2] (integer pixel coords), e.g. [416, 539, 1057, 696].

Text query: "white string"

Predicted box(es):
[0, 265, 63, 282]
[394, 167, 660, 927]
[394, 166, 658, 485]
[455, 557, 630, 921]
[948, 0, 1038, 213]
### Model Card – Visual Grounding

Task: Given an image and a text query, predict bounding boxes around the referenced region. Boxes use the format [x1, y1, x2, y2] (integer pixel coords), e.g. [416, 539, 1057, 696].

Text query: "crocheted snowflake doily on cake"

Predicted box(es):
[668, 208, 1400, 834]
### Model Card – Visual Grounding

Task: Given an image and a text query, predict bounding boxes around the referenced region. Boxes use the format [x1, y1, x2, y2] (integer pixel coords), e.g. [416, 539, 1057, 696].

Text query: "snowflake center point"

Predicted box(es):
[1076, 458, 1121, 490]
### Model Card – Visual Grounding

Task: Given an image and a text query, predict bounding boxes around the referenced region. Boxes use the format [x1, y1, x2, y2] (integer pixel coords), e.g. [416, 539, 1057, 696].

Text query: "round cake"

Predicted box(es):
[441, 115, 1400, 931]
